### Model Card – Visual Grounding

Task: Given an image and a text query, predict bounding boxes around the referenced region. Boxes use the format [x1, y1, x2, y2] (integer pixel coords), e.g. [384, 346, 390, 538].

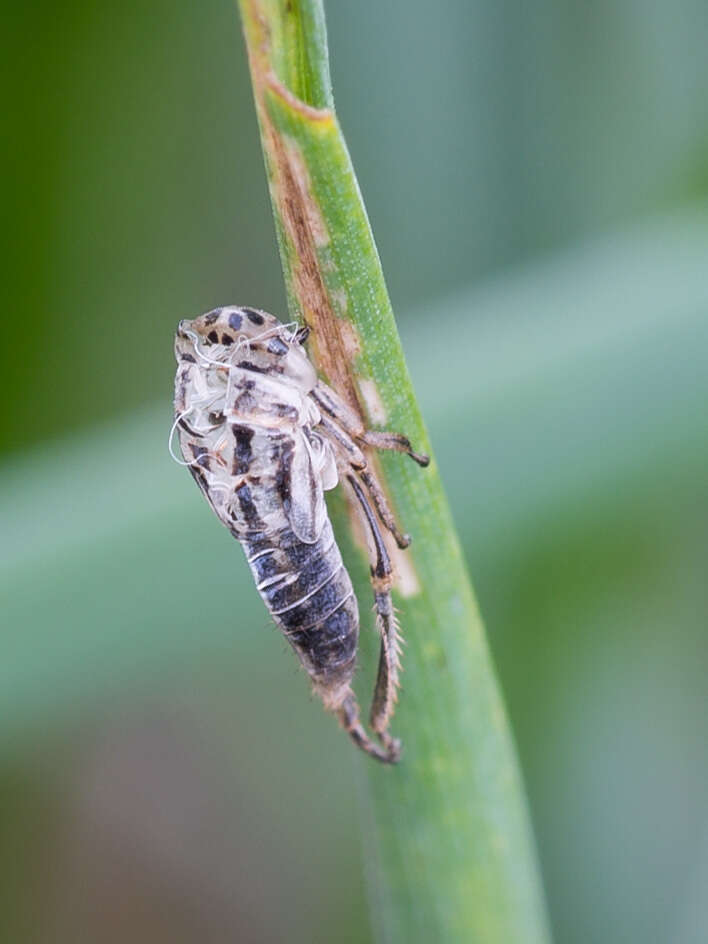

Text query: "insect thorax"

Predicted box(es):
[174, 308, 338, 543]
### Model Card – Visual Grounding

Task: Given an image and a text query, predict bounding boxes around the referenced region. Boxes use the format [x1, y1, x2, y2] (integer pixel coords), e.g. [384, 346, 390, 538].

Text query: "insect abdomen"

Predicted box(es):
[242, 519, 359, 689]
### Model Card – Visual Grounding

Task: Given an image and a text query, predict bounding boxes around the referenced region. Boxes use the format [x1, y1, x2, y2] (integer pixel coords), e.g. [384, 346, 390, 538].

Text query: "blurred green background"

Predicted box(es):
[3, 2, 708, 942]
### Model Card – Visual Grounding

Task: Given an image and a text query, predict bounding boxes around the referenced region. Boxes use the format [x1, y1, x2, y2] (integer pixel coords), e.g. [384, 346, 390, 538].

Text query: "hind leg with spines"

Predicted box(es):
[347, 474, 401, 758]
[317, 676, 396, 763]
[335, 690, 398, 764]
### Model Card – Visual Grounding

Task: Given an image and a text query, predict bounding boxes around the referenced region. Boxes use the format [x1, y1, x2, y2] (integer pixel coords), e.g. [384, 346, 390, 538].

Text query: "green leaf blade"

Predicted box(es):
[237, 2, 551, 940]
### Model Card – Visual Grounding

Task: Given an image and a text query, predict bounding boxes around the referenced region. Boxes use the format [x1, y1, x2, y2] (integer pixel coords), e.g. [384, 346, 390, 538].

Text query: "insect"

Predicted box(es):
[172, 305, 428, 762]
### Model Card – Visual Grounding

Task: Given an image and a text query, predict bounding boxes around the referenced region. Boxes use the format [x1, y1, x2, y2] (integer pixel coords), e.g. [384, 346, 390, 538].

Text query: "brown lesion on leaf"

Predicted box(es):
[281, 135, 330, 249]
[241, 0, 365, 417]
[263, 108, 364, 415]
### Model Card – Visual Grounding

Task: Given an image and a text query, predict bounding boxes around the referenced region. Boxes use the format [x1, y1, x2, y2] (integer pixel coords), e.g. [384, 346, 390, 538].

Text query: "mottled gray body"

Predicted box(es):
[173, 305, 428, 762]
[244, 520, 358, 690]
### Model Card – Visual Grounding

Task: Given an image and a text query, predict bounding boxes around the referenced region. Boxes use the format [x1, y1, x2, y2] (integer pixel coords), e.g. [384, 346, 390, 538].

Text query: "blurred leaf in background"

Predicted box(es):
[5, 0, 708, 457]
[2, 1, 708, 943]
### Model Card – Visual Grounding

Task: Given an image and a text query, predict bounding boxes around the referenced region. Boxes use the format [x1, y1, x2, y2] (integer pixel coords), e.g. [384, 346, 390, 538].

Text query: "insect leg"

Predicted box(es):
[319, 415, 410, 549]
[358, 467, 411, 549]
[347, 474, 402, 756]
[360, 430, 429, 468]
[313, 381, 429, 467]
[335, 690, 400, 764]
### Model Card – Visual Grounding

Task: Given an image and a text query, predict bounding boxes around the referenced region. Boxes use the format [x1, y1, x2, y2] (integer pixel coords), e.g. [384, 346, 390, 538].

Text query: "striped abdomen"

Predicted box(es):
[241, 518, 359, 690]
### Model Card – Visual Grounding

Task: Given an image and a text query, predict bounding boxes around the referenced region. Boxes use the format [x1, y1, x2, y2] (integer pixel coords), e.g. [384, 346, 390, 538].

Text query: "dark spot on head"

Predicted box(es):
[243, 308, 265, 326]
[208, 410, 225, 425]
[267, 337, 289, 356]
[180, 352, 196, 363]
[228, 311, 243, 332]
[204, 309, 221, 325]
[221, 333, 233, 346]
[207, 330, 219, 344]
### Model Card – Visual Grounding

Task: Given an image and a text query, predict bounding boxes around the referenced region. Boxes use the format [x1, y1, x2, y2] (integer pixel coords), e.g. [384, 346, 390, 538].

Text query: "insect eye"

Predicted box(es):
[267, 337, 289, 356]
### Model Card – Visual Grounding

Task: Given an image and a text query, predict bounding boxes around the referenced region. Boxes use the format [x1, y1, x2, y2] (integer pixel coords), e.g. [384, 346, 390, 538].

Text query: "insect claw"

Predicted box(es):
[409, 450, 430, 467]
[378, 732, 402, 763]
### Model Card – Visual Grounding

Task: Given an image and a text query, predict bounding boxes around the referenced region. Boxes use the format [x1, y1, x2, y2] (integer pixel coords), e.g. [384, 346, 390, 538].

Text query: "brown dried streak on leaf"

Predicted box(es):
[281, 135, 330, 250]
[264, 93, 363, 413]
[241, 4, 364, 416]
